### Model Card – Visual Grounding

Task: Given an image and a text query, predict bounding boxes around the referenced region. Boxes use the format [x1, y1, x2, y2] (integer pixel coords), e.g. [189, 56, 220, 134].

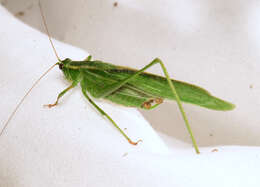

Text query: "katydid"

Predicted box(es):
[0, 3, 235, 154]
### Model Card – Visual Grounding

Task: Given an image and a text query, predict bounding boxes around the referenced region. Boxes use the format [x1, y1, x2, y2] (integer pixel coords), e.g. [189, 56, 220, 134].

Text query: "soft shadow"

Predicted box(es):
[3, 0, 259, 147]
[140, 102, 259, 147]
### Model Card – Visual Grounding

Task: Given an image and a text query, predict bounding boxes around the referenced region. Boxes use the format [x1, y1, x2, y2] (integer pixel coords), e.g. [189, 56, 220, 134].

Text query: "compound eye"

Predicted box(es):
[59, 63, 64, 70]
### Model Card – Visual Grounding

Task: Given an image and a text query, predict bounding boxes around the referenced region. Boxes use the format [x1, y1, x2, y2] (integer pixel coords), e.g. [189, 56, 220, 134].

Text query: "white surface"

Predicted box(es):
[0, 1, 260, 187]
[2, 0, 260, 147]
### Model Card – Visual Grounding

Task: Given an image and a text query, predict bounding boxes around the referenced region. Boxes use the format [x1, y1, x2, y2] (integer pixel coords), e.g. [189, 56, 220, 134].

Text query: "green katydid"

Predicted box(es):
[1, 3, 235, 154]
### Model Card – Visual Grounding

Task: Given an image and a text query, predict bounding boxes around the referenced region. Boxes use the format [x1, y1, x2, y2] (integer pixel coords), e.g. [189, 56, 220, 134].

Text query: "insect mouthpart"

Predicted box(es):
[59, 63, 64, 70]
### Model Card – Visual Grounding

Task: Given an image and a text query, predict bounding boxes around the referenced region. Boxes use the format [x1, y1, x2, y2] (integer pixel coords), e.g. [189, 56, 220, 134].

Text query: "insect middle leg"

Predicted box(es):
[80, 81, 142, 145]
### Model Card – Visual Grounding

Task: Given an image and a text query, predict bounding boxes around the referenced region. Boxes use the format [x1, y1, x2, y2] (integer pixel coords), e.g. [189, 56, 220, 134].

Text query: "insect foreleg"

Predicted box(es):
[45, 82, 78, 108]
[80, 81, 141, 145]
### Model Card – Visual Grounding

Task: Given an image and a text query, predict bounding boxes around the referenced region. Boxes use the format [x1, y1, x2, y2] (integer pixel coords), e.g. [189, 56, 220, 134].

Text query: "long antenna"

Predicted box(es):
[0, 63, 58, 137]
[39, 1, 61, 62]
[0, 1, 61, 137]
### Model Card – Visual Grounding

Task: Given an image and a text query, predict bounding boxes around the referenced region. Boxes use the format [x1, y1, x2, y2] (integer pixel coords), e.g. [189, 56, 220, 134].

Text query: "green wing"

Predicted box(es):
[106, 67, 235, 111]
[79, 61, 234, 111]
[80, 69, 155, 108]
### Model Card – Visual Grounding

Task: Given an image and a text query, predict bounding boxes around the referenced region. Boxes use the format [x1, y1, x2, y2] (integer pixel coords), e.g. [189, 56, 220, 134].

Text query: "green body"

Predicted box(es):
[45, 57, 235, 153]
[0, 3, 234, 154]
[61, 58, 234, 111]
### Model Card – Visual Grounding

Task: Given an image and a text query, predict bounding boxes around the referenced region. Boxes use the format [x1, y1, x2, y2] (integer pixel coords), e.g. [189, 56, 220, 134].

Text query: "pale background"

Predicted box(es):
[2, 0, 260, 147]
[0, 0, 260, 186]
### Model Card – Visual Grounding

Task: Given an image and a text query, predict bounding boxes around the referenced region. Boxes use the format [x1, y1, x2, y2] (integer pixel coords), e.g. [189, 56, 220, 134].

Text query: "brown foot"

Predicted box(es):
[142, 98, 163, 109]
[44, 102, 58, 108]
[128, 139, 143, 145]
[211, 148, 218, 152]
[142, 101, 152, 109]
[155, 98, 163, 104]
